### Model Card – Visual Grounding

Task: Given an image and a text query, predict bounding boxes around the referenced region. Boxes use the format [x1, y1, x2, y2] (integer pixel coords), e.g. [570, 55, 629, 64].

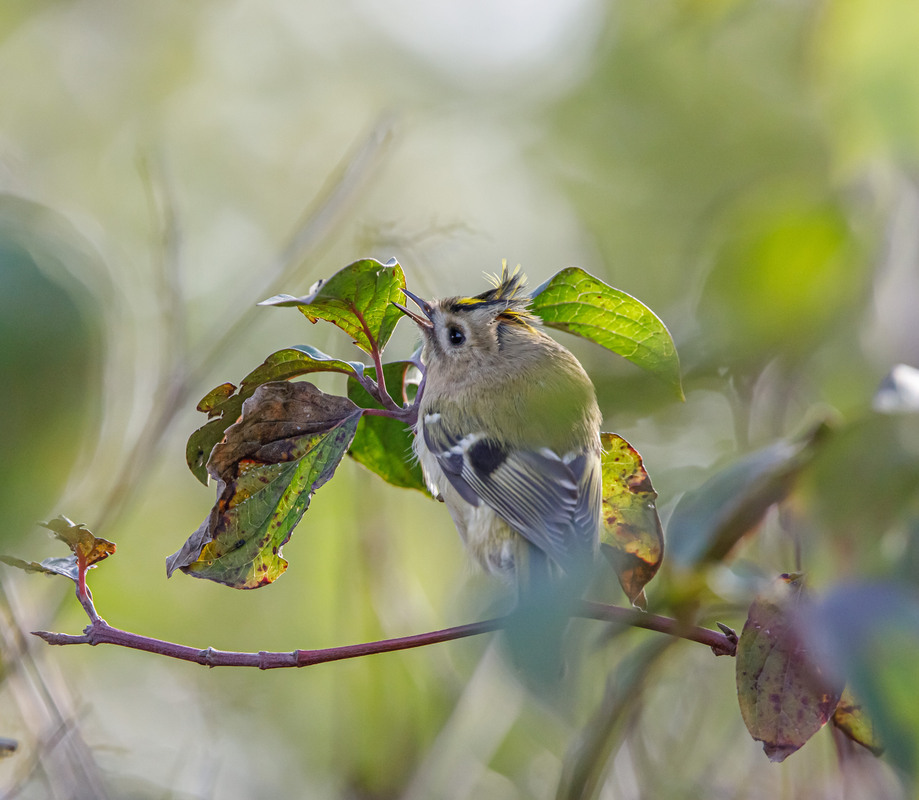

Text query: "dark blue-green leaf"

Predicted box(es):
[667, 434, 820, 568]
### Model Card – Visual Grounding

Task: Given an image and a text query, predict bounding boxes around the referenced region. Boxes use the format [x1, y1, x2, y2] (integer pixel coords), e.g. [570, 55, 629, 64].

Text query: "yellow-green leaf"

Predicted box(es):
[259, 258, 406, 355]
[530, 267, 683, 398]
[833, 686, 884, 756]
[598, 433, 663, 608]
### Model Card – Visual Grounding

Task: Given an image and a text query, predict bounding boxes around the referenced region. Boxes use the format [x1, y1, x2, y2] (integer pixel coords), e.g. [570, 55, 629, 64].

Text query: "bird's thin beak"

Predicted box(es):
[392, 288, 434, 330]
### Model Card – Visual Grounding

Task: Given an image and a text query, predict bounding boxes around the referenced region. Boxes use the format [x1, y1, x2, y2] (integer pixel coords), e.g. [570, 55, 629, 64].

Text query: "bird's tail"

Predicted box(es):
[502, 541, 591, 689]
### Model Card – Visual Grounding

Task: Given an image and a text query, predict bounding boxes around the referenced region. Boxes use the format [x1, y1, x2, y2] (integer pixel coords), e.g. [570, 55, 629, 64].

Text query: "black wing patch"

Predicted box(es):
[467, 438, 506, 477]
[422, 413, 599, 570]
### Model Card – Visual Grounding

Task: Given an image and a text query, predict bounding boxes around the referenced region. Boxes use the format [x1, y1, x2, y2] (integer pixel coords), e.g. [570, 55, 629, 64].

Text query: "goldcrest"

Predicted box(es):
[395, 266, 603, 597]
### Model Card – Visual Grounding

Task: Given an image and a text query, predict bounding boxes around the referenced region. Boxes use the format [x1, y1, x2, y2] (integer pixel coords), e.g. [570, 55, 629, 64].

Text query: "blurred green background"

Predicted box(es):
[2, 0, 918, 798]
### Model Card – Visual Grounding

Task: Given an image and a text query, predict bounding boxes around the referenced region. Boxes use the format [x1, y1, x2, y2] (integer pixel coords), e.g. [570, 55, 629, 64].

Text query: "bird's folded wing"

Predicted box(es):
[422, 413, 598, 569]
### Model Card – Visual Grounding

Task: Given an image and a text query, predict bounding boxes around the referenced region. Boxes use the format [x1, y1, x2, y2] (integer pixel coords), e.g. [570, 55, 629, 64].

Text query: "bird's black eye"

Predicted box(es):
[448, 326, 465, 346]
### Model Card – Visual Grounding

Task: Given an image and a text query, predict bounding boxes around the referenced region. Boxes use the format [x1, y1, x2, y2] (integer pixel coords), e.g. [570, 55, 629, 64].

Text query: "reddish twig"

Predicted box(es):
[32, 600, 737, 667]
[576, 600, 737, 656]
[356, 312, 401, 412]
[74, 565, 102, 625]
[33, 616, 506, 668]
[76, 552, 88, 605]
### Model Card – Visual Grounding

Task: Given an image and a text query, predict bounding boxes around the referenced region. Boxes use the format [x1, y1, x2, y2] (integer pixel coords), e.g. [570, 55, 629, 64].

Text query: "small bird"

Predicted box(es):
[394, 266, 603, 613]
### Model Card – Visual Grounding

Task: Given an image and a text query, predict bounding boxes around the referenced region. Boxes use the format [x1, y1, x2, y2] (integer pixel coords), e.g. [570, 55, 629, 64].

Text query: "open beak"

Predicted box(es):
[392, 288, 434, 330]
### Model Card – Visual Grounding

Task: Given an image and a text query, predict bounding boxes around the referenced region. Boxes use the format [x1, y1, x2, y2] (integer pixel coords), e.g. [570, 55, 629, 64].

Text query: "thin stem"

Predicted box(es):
[372, 349, 398, 411]
[359, 314, 399, 412]
[360, 406, 414, 421]
[32, 600, 737, 667]
[76, 554, 88, 606]
[75, 581, 101, 625]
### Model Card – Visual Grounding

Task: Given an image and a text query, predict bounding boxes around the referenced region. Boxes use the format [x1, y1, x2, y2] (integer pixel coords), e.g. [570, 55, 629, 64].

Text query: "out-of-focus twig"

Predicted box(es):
[0, 582, 110, 799]
[91, 115, 396, 535]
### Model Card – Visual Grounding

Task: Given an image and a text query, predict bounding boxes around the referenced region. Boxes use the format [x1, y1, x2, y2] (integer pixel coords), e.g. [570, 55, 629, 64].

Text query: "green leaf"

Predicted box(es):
[530, 267, 683, 398]
[187, 418, 234, 487]
[736, 574, 842, 762]
[259, 258, 406, 356]
[666, 429, 823, 569]
[169, 382, 361, 589]
[186, 345, 367, 485]
[346, 362, 426, 492]
[181, 423, 358, 588]
[598, 433, 663, 608]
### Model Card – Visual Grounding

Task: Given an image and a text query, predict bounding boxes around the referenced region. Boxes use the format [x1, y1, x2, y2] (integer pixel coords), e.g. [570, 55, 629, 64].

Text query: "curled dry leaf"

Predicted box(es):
[186, 345, 368, 485]
[205, 381, 359, 480]
[168, 382, 362, 589]
[1, 517, 115, 593]
[39, 515, 116, 568]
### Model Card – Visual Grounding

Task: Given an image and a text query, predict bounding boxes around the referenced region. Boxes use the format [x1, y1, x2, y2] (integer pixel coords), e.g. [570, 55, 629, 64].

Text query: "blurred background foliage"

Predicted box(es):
[1, 0, 918, 798]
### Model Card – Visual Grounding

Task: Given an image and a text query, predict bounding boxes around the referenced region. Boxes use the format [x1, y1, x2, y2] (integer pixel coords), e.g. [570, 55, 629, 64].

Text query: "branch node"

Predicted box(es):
[81, 618, 108, 645]
[716, 621, 737, 640]
[712, 622, 739, 657]
[200, 646, 219, 667]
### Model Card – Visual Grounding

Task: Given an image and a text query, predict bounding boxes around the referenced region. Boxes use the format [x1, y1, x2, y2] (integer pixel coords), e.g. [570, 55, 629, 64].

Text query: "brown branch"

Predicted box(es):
[32, 601, 736, 668]
[33, 616, 506, 669]
[576, 600, 737, 657]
